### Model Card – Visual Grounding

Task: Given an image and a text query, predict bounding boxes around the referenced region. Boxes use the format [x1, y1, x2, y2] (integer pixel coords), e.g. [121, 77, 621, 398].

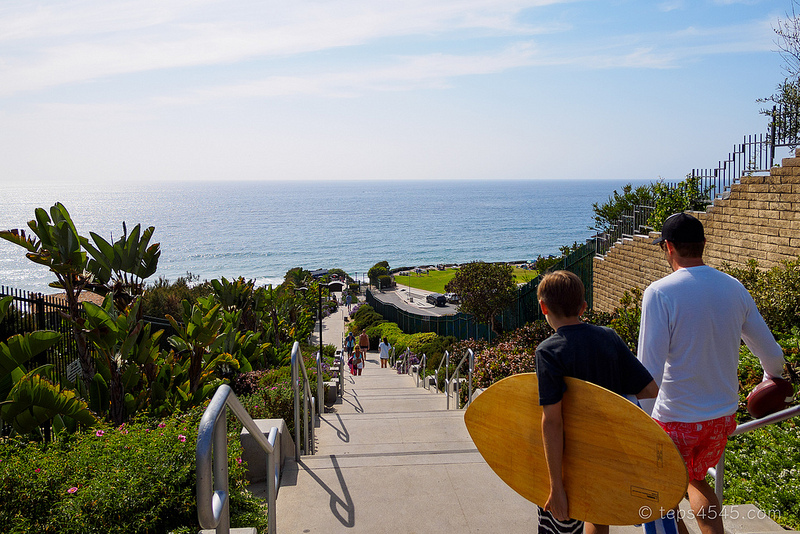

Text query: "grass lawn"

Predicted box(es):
[394, 266, 539, 294]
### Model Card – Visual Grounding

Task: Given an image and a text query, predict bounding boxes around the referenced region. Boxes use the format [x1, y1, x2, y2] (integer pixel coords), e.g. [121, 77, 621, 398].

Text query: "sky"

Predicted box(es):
[0, 0, 794, 184]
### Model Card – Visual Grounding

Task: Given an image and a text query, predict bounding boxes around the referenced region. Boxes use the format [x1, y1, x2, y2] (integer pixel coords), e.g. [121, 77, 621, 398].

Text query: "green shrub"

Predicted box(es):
[724, 258, 800, 334]
[238, 380, 296, 437]
[0, 410, 266, 533]
[140, 274, 212, 319]
[349, 304, 385, 333]
[722, 421, 800, 530]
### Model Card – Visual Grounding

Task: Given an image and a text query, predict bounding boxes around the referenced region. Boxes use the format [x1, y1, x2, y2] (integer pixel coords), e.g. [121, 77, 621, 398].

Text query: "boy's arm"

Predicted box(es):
[635, 379, 658, 399]
[542, 401, 569, 521]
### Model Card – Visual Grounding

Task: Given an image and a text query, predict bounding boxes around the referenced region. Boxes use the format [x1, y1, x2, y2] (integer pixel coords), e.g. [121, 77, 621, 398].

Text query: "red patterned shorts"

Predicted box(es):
[656, 415, 737, 480]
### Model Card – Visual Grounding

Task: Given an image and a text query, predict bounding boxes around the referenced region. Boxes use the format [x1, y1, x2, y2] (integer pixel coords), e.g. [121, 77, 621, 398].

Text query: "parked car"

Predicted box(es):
[426, 293, 447, 307]
[445, 293, 460, 304]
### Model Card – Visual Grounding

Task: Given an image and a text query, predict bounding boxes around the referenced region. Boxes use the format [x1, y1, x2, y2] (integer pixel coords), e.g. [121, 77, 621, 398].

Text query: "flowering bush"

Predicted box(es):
[238, 381, 296, 437]
[0, 410, 266, 533]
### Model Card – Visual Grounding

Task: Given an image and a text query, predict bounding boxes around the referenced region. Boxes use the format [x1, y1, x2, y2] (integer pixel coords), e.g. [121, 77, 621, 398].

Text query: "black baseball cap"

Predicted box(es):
[652, 213, 705, 245]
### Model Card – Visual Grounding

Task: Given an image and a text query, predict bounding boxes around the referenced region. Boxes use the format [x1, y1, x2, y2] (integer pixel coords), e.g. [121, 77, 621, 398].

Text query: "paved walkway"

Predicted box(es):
[267, 297, 791, 534]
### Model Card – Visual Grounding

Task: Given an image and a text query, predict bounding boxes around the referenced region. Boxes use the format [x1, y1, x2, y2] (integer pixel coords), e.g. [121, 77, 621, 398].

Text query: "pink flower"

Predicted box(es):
[67, 487, 78, 494]
[237, 457, 242, 465]
[34, 468, 41, 473]
[95, 430, 105, 437]
[158, 423, 166, 429]
[178, 435, 186, 442]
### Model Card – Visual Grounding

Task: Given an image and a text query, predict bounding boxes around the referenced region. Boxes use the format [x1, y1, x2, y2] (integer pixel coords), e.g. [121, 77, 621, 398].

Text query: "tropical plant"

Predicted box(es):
[0, 203, 161, 391]
[0, 204, 95, 387]
[82, 222, 161, 310]
[78, 296, 164, 425]
[166, 295, 235, 397]
[445, 261, 517, 338]
[0, 296, 98, 437]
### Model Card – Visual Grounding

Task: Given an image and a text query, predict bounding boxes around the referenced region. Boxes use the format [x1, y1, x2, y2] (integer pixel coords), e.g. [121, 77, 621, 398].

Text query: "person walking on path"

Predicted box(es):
[536, 270, 657, 534]
[345, 332, 356, 374]
[638, 213, 786, 534]
[352, 346, 364, 376]
[378, 337, 392, 368]
[359, 331, 369, 354]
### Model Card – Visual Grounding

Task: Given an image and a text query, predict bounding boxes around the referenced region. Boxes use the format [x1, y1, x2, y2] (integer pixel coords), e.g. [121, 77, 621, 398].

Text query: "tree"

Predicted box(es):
[368, 261, 390, 287]
[761, 2, 800, 140]
[445, 262, 517, 338]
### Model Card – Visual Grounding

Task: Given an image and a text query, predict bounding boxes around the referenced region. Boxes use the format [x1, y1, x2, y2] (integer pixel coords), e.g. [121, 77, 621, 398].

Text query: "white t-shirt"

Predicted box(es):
[378, 342, 391, 359]
[638, 265, 784, 423]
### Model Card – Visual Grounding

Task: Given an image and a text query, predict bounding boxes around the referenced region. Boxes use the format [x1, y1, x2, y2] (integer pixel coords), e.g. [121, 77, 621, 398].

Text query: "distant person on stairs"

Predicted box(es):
[353, 346, 364, 376]
[378, 337, 392, 368]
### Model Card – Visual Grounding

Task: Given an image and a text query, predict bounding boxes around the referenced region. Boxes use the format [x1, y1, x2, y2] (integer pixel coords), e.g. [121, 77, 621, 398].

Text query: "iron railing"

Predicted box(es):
[196, 384, 279, 534]
[594, 206, 655, 256]
[291, 341, 316, 458]
[447, 349, 474, 410]
[709, 405, 800, 504]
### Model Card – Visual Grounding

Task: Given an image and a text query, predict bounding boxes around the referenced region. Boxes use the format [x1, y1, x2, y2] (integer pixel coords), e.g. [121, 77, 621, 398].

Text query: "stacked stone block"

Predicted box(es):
[593, 149, 800, 313]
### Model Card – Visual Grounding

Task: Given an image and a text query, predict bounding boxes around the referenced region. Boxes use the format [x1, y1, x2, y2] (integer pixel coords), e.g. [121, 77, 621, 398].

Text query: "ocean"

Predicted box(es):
[0, 179, 645, 294]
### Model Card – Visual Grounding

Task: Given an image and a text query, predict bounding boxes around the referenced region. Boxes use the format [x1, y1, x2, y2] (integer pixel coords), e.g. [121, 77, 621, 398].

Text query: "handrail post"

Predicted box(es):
[292, 344, 301, 460]
[467, 349, 474, 408]
[213, 413, 230, 533]
[196, 385, 279, 534]
[446, 350, 450, 410]
[316, 351, 323, 416]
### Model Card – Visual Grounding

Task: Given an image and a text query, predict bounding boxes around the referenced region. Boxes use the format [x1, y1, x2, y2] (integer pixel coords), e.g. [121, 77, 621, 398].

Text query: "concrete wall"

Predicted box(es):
[593, 149, 800, 313]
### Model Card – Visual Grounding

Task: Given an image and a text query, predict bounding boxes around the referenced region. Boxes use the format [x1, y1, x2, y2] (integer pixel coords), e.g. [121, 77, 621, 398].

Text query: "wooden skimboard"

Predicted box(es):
[464, 373, 687, 525]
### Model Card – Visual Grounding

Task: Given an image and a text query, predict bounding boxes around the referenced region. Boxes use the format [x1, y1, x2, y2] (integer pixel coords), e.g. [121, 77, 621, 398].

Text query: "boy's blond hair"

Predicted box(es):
[537, 270, 585, 318]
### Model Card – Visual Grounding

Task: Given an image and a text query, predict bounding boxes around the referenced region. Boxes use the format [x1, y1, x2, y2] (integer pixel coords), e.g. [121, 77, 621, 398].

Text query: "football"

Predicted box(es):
[746, 378, 795, 419]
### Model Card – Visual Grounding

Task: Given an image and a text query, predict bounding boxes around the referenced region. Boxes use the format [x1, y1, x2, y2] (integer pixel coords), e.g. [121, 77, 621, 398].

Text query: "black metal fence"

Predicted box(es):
[0, 286, 177, 379]
[0, 286, 80, 381]
[368, 241, 596, 342]
[595, 105, 800, 257]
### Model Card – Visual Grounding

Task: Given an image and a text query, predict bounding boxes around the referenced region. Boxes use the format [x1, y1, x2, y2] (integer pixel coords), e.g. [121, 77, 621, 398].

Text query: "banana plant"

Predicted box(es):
[82, 222, 161, 310]
[0, 203, 95, 386]
[0, 296, 98, 437]
[79, 295, 163, 425]
[166, 295, 230, 395]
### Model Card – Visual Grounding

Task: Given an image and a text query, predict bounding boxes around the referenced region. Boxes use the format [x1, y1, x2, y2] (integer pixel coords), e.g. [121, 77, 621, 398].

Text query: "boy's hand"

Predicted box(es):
[545, 486, 570, 521]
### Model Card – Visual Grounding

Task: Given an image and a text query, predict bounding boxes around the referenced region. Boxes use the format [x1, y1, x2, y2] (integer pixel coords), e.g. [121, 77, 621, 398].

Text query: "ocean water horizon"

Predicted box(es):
[1, 179, 648, 295]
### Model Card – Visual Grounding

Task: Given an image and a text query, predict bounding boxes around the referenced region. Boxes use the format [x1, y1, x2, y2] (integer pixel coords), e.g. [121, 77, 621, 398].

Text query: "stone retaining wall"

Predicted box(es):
[593, 149, 800, 313]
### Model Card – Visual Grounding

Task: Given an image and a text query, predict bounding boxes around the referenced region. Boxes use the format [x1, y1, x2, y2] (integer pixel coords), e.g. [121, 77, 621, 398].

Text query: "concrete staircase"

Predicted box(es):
[245, 304, 794, 533]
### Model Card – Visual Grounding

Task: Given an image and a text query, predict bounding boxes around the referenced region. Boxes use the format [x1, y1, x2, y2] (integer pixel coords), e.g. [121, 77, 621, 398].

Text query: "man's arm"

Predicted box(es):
[542, 402, 569, 521]
[741, 296, 786, 379]
[637, 287, 670, 385]
[636, 379, 659, 399]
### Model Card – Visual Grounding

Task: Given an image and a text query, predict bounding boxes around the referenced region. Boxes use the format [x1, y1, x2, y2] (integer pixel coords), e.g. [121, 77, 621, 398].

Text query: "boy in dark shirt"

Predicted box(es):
[535, 271, 658, 534]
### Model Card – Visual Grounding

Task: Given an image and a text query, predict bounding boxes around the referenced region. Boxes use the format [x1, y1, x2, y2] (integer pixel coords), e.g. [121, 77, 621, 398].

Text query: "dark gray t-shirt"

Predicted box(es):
[535, 323, 653, 406]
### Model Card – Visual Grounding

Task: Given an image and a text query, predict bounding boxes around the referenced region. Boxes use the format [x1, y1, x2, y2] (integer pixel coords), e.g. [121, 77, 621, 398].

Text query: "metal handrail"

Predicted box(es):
[291, 341, 316, 458]
[196, 384, 279, 534]
[415, 353, 428, 388]
[710, 404, 800, 503]
[315, 350, 324, 415]
[447, 349, 474, 410]
[432, 350, 449, 395]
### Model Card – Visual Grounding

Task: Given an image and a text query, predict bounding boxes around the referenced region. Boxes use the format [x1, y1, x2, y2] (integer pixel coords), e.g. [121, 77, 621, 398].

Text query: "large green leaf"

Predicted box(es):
[0, 331, 61, 375]
[0, 371, 98, 434]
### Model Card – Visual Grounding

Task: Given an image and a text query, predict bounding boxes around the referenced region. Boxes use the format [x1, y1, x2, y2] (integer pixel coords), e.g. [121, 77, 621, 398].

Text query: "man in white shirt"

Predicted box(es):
[638, 213, 785, 534]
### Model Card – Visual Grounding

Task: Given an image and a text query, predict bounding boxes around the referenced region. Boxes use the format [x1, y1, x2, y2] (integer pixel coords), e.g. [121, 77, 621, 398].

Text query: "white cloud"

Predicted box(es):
[0, 0, 574, 96]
